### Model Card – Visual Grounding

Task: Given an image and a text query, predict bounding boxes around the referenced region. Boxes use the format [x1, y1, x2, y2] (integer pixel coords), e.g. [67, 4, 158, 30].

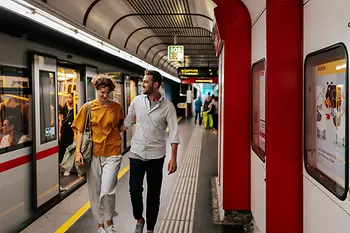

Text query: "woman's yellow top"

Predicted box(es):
[71, 100, 124, 156]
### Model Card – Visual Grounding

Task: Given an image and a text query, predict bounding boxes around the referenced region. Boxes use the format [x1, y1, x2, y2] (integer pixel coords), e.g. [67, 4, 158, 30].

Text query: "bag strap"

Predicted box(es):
[84, 102, 92, 133]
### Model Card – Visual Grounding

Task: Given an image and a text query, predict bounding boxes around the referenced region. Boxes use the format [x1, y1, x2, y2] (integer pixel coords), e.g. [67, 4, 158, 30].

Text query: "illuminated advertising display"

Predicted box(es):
[313, 59, 347, 189]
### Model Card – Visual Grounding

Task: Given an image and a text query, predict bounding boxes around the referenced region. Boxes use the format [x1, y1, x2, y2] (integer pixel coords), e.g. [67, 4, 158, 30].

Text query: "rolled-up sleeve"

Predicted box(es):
[166, 104, 180, 145]
[71, 103, 88, 133]
[124, 99, 136, 128]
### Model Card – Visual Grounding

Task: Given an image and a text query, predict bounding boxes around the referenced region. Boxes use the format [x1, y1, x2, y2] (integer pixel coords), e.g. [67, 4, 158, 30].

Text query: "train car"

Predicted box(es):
[0, 12, 144, 233]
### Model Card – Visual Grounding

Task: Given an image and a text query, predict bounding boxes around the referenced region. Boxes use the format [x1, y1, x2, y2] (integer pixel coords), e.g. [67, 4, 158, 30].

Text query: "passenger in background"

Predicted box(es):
[0, 116, 28, 148]
[0, 94, 28, 134]
[72, 74, 124, 233]
[202, 93, 213, 129]
[59, 92, 77, 176]
[210, 95, 219, 135]
[120, 70, 179, 233]
[194, 95, 202, 124]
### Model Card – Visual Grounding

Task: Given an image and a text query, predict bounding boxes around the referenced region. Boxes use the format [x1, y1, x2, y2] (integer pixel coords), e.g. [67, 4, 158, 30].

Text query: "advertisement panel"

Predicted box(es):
[259, 70, 266, 152]
[314, 59, 347, 188]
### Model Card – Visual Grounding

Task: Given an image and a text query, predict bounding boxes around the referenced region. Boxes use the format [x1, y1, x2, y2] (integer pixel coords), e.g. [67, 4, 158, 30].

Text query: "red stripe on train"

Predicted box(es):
[0, 146, 58, 172]
[0, 155, 31, 173]
[36, 146, 59, 161]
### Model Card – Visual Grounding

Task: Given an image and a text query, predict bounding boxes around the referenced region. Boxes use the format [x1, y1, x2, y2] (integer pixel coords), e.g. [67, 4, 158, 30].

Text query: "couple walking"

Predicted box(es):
[72, 70, 180, 233]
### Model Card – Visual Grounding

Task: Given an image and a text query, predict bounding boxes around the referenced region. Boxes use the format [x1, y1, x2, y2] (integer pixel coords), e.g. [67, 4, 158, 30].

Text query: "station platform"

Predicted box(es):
[21, 119, 245, 233]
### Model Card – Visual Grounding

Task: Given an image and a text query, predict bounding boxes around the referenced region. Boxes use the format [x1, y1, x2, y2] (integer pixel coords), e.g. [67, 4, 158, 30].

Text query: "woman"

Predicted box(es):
[209, 95, 218, 135]
[72, 74, 124, 233]
[59, 92, 77, 176]
[0, 116, 28, 148]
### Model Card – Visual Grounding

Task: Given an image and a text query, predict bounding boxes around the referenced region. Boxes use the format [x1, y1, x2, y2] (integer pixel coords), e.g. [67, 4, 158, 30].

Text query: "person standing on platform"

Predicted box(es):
[120, 70, 180, 233]
[72, 74, 124, 233]
[202, 93, 213, 128]
[210, 95, 218, 135]
[59, 92, 76, 177]
[194, 95, 202, 124]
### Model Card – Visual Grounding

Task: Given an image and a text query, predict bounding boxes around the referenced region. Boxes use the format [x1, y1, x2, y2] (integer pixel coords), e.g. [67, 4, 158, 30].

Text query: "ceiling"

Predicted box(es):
[32, 0, 218, 76]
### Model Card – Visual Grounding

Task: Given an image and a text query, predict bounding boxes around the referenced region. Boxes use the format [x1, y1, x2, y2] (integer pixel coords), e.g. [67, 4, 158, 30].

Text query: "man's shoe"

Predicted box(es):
[134, 218, 145, 233]
[106, 225, 116, 233]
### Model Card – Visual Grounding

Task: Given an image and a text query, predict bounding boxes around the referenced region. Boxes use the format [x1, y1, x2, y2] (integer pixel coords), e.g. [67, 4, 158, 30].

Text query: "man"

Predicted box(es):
[202, 93, 213, 128]
[194, 95, 202, 124]
[120, 70, 180, 233]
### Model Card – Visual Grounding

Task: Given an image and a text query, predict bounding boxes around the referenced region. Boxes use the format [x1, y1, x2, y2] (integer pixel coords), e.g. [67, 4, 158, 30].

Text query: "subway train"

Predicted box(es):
[247, 0, 350, 232]
[0, 18, 147, 233]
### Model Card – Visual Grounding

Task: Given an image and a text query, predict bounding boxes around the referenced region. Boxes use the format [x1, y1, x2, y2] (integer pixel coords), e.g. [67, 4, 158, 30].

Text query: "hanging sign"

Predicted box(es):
[177, 67, 218, 77]
[168, 45, 184, 62]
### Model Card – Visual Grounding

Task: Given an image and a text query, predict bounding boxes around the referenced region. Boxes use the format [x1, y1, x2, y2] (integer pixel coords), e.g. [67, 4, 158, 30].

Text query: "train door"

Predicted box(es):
[85, 66, 98, 102]
[111, 74, 125, 153]
[124, 75, 137, 148]
[31, 53, 59, 208]
[57, 63, 85, 192]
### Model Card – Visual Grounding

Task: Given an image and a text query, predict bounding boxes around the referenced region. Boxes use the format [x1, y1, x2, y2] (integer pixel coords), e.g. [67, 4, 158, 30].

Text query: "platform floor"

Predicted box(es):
[22, 119, 244, 233]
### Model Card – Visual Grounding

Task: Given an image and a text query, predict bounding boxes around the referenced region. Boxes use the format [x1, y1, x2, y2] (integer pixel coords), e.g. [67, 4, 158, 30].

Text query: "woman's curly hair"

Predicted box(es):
[91, 74, 115, 91]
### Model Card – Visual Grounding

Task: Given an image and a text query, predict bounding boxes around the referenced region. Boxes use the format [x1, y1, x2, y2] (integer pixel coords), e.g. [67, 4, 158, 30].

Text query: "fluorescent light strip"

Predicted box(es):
[0, 0, 181, 83]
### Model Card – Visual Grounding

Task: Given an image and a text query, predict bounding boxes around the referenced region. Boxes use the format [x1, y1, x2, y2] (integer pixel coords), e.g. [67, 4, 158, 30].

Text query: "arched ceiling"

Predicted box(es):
[241, 0, 266, 25]
[34, 0, 217, 76]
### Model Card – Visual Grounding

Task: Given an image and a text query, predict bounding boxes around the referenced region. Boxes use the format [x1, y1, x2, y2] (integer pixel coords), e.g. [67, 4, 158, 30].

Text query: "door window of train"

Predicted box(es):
[113, 82, 124, 108]
[0, 66, 32, 153]
[304, 44, 349, 200]
[39, 70, 57, 144]
[251, 59, 266, 162]
[86, 76, 95, 102]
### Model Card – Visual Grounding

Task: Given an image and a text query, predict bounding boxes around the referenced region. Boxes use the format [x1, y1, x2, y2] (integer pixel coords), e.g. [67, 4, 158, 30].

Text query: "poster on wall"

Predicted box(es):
[259, 70, 266, 152]
[315, 59, 346, 188]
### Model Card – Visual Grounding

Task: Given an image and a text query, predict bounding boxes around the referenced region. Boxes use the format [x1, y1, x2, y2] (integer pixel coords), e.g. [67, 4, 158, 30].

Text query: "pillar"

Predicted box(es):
[214, 0, 251, 210]
[266, 0, 303, 232]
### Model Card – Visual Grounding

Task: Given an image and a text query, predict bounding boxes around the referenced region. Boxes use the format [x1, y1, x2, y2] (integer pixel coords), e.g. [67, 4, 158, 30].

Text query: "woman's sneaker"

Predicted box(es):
[63, 171, 70, 176]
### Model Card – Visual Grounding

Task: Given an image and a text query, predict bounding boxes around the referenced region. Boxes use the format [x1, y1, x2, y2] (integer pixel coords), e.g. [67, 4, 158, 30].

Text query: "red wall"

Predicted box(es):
[214, 0, 251, 210]
[266, 1, 303, 233]
[215, 1, 303, 232]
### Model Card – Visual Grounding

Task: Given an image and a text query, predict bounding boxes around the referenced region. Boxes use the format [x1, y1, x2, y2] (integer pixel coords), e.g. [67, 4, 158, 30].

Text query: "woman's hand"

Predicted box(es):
[75, 152, 84, 167]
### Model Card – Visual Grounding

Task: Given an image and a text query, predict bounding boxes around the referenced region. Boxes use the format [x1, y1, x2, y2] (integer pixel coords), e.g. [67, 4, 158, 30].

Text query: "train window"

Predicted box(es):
[86, 76, 95, 102]
[39, 70, 57, 144]
[251, 59, 266, 162]
[304, 44, 349, 200]
[0, 66, 32, 153]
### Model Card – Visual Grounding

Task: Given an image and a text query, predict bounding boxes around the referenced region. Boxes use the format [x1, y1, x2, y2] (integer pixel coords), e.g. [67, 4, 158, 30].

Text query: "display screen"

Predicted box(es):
[177, 67, 218, 77]
[304, 44, 348, 200]
[314, 60, 346, 187]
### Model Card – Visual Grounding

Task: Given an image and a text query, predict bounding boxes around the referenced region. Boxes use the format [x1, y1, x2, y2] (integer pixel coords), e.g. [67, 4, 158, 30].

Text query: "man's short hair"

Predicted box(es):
[145, 70, 163, 88]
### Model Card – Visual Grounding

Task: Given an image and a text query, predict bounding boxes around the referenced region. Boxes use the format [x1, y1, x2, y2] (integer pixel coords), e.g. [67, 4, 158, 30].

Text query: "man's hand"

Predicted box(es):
[168, 158, 177, 175]
[118, 124, 128, 132]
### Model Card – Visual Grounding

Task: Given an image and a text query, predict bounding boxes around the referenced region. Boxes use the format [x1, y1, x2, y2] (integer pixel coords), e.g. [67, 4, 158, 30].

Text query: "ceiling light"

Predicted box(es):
[0, 0, 181, 83]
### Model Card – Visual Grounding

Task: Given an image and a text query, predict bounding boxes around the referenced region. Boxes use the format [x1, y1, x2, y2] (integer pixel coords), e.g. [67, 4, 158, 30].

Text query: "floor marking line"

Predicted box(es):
[160, 127, 203, 232]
